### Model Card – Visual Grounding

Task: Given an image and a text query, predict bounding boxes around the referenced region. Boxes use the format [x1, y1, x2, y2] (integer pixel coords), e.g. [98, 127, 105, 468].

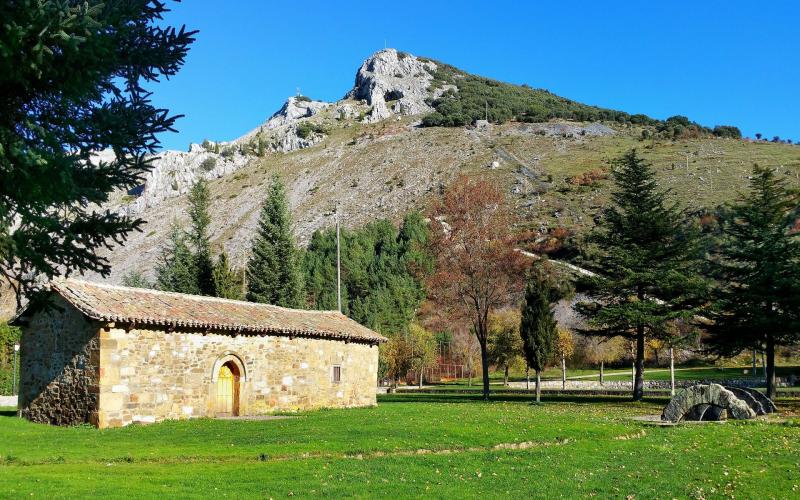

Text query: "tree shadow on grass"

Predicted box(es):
[378, 392, 668, 406]
[0, 409, 18, 417]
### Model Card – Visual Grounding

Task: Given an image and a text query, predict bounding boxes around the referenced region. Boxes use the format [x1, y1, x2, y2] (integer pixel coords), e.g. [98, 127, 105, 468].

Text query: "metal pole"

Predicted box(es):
[752, 349, 757, 379]
[13, 344, 19, 396]
[669, 346, 675, 396]
[336, 207, 342, 313]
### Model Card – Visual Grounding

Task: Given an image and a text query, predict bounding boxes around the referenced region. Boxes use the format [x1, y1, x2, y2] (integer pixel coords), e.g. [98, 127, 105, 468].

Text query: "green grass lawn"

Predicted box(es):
[1, 395, 799, 498]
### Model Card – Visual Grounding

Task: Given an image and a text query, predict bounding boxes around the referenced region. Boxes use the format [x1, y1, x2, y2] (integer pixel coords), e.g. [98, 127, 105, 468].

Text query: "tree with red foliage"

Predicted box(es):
[427, 175, 526, 400]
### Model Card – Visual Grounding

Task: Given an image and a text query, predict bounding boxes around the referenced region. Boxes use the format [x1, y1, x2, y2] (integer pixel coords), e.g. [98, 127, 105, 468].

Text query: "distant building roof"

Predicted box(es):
[26, 279, 387, 344]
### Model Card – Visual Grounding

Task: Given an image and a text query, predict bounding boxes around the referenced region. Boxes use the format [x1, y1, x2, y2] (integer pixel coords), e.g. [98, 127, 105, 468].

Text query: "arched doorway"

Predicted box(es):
[216, 361, 240, 416]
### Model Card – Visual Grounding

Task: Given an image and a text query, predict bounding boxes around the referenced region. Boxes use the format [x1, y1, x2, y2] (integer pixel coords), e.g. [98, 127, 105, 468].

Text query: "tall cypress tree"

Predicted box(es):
[576, 149, 707, 401]
[519, 263, 559, 403]
[187, 179, 214, 295]
[155, 224, 200, 295]
[246, 176, 304, 307]
[706, 165, 800, 398]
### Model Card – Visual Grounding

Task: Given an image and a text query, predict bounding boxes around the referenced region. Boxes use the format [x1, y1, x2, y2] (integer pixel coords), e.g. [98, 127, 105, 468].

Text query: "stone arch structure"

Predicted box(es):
[211, 352, 248, 383]
[661, 384, 757, 423]
[732, 386, 776, 414]
[724, 386, 766, 416]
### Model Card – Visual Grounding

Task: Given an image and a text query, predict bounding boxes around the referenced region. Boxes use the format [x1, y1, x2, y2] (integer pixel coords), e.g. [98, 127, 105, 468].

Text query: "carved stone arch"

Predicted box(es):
[723, 386, 766, 415]
[661, 384, 757, 423]
[731, 386, 776, 413]
[211, 352, 248, 383]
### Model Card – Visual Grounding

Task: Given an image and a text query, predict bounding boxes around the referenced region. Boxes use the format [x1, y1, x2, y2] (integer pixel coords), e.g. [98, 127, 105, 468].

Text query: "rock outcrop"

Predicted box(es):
[108, 49, 458, 218]
[346, 49, 439, 123]
[115, 148, 251, 216]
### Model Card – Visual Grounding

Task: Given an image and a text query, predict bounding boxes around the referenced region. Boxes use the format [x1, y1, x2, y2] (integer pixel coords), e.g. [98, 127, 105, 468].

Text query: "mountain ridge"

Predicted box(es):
[93, 49, 800, 284]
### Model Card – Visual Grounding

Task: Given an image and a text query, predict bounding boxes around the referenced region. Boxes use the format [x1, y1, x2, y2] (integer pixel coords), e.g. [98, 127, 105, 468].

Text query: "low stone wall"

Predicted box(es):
[508, 377, 790, 391]
[98, 326, 380, 428]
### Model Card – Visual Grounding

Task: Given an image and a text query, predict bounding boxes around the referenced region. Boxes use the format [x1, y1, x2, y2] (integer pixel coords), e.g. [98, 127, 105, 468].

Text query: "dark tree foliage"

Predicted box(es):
[0, 1, 195, 308]
[246, 176, 304, 308]
[705, 165, 800, 398]
[155, 224, 200, 295]
[0, 321, 21, 395]
[302, 213, 430, 335]
[576, 149, 708, 401]
[187, 179, 214, 295]
[519, 262, 561, 403]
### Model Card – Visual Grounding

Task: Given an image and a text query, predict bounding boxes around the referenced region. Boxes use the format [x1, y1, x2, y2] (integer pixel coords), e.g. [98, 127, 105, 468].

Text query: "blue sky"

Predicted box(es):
[152, 0, 800, 151]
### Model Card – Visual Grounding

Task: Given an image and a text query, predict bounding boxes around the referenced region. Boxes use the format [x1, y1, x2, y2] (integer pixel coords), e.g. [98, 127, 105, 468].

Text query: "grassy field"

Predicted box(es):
[1, 394, 799, 498]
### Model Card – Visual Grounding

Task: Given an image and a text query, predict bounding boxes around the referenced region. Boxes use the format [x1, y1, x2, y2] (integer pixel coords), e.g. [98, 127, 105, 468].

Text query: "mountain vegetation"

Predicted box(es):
[302, 212, 431, 334]
[420, 60, 741, 140]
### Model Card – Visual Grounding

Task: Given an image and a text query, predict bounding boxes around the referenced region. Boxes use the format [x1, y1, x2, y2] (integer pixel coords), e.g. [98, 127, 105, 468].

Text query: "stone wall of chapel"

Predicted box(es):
[98, 327, 379, 428]
[18, 297, 100, 426]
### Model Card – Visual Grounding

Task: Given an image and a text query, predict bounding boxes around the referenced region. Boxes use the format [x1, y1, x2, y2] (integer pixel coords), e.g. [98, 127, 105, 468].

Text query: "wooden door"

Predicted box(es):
[216, 364, 234, 415]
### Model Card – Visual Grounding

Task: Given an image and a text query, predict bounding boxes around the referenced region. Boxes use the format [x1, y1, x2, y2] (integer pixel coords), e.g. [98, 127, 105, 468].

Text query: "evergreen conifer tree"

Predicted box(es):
[213, 252, 242, 300]
[576, 149, 707, 401]
[519, 264, 559, 403]
[0, 2, 195, 307]
[187, 179, 214, 295]
[706, 165, 800, 398]
[246, 177, 304, 307]
[121, 271, 152, 289]
[155, 224, 200, 295]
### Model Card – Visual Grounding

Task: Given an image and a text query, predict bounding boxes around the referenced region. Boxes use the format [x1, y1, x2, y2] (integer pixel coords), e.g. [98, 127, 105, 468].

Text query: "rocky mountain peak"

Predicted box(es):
[346, 48, 440, 123]
[263, 96, 331, 130]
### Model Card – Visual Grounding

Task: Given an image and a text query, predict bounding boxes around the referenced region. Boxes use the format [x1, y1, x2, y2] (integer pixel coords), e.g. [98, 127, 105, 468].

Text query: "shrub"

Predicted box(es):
[295, 95, 311, 102]
[199, 157, 217, 172]
[296, 121, 326, 140]
[567, 168, 609, 186]
[712, 125, 742, 139]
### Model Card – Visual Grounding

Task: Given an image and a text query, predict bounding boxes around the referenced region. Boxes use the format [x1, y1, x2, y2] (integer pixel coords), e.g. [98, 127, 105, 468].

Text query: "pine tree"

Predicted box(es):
[246, 177, 304, 307]
[706, 165, 800, 398]
[0, 3, 195, 308]
[576, 149, 707, 401]
[519, 264, 559, 403]
[155, 224, 200, 295]
[213, 252, 242, 300]
[187, 179, 214, 295]
[121, 271, 152, 289]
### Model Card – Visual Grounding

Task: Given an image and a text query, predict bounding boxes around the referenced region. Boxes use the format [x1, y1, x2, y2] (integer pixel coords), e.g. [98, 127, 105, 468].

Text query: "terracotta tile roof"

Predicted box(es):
[47, 279, 387, 344]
